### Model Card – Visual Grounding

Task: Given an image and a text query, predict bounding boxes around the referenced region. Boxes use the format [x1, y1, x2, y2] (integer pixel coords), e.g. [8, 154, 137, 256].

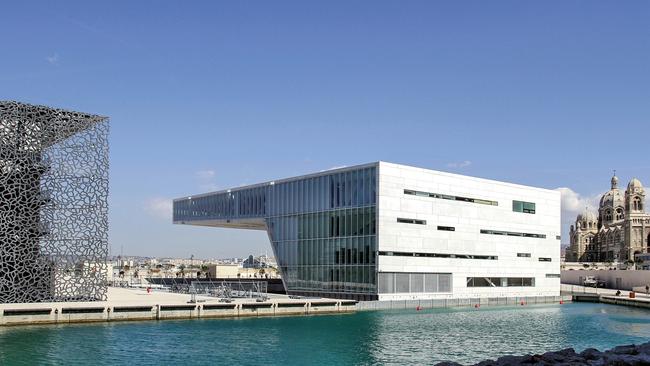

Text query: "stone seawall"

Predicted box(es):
[437, 342, 650, 366]
[358, 295, 572, 311]
[0, 299, 357, 326]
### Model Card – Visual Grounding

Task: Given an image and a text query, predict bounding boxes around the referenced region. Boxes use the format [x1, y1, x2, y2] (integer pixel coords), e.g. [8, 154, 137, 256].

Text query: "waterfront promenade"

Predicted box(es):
[0, 287, 356, 326]
[562, 284, 650, 309]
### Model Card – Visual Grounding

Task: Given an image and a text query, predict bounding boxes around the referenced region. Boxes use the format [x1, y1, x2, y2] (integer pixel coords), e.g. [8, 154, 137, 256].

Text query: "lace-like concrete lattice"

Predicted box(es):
[0, 101, 109, 303]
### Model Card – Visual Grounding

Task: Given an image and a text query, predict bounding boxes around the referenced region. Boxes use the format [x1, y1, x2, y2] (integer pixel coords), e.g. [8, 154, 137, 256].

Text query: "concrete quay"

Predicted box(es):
[0, 287, 356, 326]
[600, 295, 650, 309]
[563, 284, 650, 309]
[358, 295, 571, 311]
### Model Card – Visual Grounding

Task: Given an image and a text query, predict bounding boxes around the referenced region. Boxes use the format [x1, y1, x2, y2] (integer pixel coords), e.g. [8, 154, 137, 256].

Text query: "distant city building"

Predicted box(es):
[567, 174, 649, 263]
[174, 162, 560, 301]
[242, 254, 274, 269]
[206, 264, 239, 278]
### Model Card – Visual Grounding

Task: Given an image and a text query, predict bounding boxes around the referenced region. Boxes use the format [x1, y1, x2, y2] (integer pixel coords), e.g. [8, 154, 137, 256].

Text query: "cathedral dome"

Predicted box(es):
[577, 209, 597, 223]
[600, 173, 625, 210]
[627, 178, 644, 193]
[600, 189, 624, 209]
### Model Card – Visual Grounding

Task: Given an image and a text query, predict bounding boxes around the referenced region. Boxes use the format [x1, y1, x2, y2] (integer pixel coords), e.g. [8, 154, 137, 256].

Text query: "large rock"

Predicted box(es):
[435, 341, 650, 366]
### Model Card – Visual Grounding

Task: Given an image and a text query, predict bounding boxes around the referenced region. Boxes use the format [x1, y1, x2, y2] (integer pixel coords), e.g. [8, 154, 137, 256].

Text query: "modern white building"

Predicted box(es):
[174, 162, 561, 301]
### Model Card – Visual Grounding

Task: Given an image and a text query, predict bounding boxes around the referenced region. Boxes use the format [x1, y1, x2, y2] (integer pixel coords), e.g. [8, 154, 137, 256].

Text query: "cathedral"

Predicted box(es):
[567, 174, 650, 263]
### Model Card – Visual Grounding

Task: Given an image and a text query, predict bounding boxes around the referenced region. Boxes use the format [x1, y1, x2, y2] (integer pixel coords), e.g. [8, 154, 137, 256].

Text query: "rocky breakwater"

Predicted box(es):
[437, 342, 650, 365]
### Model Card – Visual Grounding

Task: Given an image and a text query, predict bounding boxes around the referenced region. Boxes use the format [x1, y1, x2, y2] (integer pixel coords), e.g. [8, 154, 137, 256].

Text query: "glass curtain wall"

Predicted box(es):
[173, 166, 378, 300]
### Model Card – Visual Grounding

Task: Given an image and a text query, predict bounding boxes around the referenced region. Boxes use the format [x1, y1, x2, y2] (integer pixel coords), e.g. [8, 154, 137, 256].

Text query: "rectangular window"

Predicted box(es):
[410, 273, 424, 293]
[438, 274, 452, 292]
[546, 273, 560, 278]
[437, 226, 455, 231]
[397, 218, 426, 225]
[513, 200, 536, 214]
[379, 251, 497, 260]
[480, 229, 546, 239]
[378, 272, 452, 293]
[467, 277, 535, 287]
[556, 235, 561, 240]
[424, 274, 438, 292]
[395, 273, 410, 293]
[404, 189, 498, 206]
[378, 272, 394, 293]
[517, 253, 531, 258]
[539, 257, 552, 262]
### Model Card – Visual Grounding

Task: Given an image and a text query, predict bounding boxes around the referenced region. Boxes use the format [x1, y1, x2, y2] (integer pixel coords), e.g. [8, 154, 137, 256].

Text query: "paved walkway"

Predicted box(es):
[0, 287, 318, 310]
[561, 284, 650, 298]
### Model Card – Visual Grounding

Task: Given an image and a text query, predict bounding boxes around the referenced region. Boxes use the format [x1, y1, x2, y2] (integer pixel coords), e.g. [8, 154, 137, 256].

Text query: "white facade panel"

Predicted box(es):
[376, 162, 561, 301]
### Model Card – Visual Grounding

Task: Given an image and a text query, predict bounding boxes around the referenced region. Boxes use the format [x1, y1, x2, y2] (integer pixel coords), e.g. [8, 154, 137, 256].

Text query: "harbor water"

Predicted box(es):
[1, 302, 650, 365]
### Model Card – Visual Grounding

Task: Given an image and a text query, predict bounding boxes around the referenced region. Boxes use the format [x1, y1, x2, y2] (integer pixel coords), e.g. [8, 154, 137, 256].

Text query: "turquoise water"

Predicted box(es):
[1, 303, 650, 365]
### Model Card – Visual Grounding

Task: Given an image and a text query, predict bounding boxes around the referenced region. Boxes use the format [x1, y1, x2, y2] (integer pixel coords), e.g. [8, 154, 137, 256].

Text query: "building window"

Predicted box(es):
[513, 200, 536, 214]
[517, 253, 531, 257]
[480, 229, 546, 239]
[556, 235, 561, 240]
[437, 226, 455, 231]
[404, 189, 498, 206]
[615, 208, 624, 220]
[545, 274, 560, 278]
[539, 257, 552, 262]
[397, 218, 426, 225]
[379, 251, 497, 260]
[633, 197, 643, 211]
[467, 277, 535, 287]
[378, 272, 452, 293]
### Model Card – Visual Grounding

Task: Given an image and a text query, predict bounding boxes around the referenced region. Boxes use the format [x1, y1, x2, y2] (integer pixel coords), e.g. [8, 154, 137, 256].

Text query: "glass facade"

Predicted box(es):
[174, 165, 378, 300]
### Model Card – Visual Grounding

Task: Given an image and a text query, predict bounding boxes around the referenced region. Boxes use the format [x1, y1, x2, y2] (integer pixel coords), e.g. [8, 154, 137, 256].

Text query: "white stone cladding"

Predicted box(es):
[376, 162, 561, 301]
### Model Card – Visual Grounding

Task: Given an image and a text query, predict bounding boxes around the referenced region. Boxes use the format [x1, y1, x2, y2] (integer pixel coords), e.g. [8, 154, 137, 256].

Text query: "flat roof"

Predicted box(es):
[175, 161, 557, 202]
[0, 100, 108, 148]
[174, 162, 379, 201]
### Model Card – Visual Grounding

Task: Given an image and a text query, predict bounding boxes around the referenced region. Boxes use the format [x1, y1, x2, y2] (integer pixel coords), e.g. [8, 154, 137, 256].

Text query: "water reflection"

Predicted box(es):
[0, 303, 649, 365]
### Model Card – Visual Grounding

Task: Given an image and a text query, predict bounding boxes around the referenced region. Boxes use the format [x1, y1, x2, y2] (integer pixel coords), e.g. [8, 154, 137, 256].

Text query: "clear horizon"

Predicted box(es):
[2, 1, 649, 258]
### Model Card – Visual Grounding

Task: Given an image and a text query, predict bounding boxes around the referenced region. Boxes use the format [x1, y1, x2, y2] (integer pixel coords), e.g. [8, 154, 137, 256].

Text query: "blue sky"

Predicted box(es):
[2, 1, 649, 258]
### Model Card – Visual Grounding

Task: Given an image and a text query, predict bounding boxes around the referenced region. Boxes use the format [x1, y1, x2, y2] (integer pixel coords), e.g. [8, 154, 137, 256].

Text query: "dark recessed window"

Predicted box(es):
[403, 189, 498, 206]
[466, 277, 535, 287]
[379, 251, 497, 260]
[539, 257, 552, 262]
[480, 229, 546, 239]
[513, 200, 536, 214]
[556, 235, 561, 240]
[437, 226, 455, 231]
[517, 253, 531, 258]
[546, 273, 560, 278]
[397, 218, 426, 225]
